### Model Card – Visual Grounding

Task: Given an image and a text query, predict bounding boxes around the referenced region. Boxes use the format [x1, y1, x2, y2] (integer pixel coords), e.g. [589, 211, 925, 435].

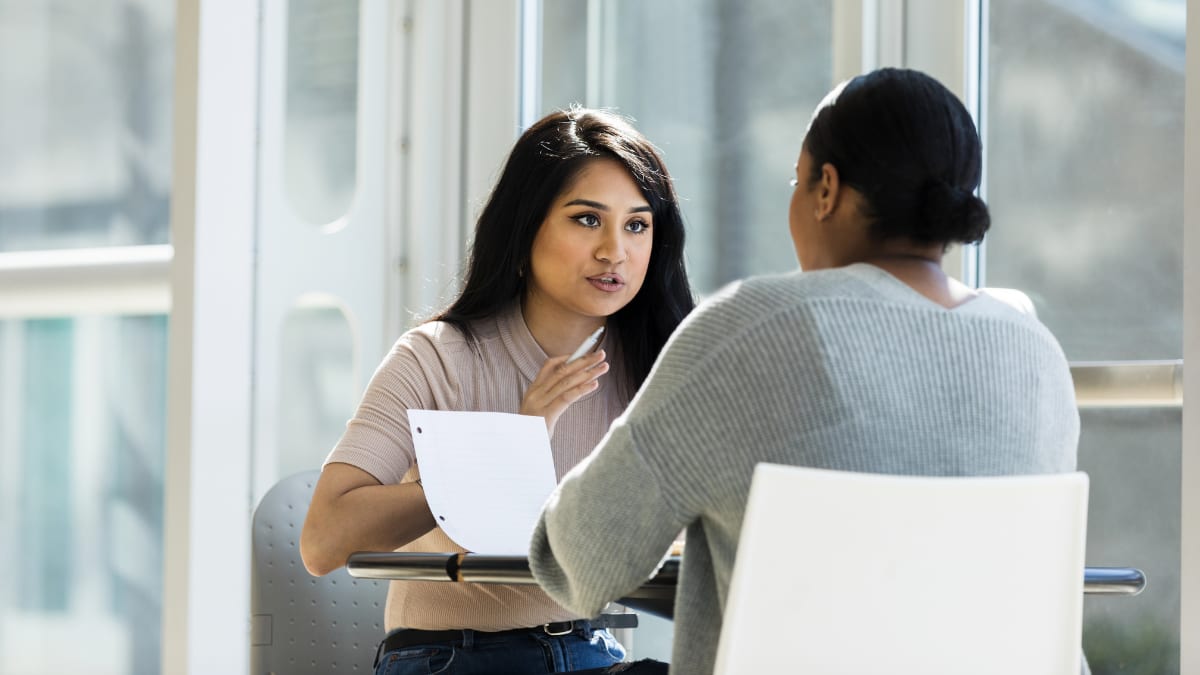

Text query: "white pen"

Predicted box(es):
[565, 326, 606, 364]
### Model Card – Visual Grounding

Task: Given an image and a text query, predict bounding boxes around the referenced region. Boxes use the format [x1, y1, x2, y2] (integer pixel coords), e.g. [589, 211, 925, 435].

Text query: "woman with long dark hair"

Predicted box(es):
[300, 107, 695, 675]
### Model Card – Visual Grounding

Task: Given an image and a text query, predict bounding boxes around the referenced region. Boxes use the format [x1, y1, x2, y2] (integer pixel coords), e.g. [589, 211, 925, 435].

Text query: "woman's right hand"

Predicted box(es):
[519, 349, 609, 437]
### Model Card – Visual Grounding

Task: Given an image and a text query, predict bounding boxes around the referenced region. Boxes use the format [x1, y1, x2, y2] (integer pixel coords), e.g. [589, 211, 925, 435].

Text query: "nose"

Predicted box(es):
[594, 227, 627, 264]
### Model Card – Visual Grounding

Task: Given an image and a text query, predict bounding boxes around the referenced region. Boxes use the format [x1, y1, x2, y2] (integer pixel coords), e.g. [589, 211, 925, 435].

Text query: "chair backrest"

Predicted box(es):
[251, 470, 388, 675]
[713, 464, 1089, 675]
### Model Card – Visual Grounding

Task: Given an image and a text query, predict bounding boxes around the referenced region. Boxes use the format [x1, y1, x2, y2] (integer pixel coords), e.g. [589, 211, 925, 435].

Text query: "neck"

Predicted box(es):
[865, 251, 942, 265]
[862, 252, 945, 282]
[520, 296, 606, 358]
[862, 253, 977, 310]
[860, 238, 946, 266]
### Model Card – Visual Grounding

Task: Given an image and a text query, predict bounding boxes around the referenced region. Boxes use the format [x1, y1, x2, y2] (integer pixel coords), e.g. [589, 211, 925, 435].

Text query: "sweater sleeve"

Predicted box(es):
[529, 282, 752, 616]
[529, 422, 687, 618]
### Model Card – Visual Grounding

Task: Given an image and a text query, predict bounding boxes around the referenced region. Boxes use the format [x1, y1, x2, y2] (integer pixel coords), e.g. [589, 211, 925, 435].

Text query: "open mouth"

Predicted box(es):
[588, 275, 625, 291]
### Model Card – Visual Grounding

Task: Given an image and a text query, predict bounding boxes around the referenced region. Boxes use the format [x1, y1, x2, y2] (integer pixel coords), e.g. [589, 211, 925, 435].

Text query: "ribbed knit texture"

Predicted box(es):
[531, 263, 1080, 674]
[325, 302, 630, 631]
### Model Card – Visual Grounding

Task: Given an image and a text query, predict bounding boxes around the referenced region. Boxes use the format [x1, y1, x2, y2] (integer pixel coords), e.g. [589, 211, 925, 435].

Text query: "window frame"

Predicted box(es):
[163, 0, 258, 671]
[0, 245, 171, 319]
[1181, 4, 1199, 670]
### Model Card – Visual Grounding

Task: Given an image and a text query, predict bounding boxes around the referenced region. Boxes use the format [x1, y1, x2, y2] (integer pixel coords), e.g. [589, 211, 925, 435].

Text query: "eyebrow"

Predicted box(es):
[563, 198, 652, 214]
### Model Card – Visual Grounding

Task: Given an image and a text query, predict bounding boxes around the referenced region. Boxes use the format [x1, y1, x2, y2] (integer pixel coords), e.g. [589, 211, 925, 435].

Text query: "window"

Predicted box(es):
[284, 0, 361, 228]
[540, 0, 834, 296]
[277, 302, 357, 478]
[0, 2, 173, 673]
[0, 1, 173, 252]
[985, 1, 1185, 670]
[0, 317, 167, 674]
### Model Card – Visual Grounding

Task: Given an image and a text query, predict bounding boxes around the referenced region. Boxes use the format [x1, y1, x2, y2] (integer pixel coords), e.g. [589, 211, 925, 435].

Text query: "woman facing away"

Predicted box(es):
[530, 68, 1084, 674]
[299, 107, 695, 675]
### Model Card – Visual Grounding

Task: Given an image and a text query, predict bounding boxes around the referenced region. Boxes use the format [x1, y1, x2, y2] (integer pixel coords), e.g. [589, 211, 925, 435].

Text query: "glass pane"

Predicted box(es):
[986, 2, 1184, 671]
[540, 0, 834, 295]
[0, 1, 174, 252]
[985, 0, 1185, 360]
[0, 315, 167, 675]
[1079, 408, 1180, 674]
[277, 303, 356, 478]
[285, 0, 360, 227]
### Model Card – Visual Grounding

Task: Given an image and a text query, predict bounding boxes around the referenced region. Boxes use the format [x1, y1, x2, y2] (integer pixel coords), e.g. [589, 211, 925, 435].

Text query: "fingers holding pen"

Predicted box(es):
[520, 349, 609, 435]
[548, 349, 610, 402]
[551, 348, 610, 397]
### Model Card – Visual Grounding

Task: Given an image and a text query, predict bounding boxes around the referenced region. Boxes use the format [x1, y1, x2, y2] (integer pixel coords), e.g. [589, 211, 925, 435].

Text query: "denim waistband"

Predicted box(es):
[374, 620, 598, 667]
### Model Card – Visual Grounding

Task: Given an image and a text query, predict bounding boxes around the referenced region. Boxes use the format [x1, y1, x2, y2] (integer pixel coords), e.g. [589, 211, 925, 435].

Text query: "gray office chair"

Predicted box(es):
[251, 469, 388, 674]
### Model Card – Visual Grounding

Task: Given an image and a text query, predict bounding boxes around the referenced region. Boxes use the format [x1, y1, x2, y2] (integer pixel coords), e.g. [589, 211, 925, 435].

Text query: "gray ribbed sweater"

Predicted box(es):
[530, 263, 1080, 674]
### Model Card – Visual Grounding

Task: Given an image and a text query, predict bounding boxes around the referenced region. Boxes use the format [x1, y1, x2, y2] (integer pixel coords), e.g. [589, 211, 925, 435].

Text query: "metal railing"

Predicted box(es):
[346, 552, 1146, 596]
[1071, 361, 1183, 408]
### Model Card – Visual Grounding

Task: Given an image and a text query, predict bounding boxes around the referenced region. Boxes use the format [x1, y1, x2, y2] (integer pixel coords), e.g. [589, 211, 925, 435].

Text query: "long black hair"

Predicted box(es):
[804, 68, 990, 245]
[435, 108, 695, 390]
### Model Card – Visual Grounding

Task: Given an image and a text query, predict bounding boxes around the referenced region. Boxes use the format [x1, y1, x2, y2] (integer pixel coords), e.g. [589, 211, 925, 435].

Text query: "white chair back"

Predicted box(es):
[250, 470, 388, 674]
[713, 464, 1089, 675]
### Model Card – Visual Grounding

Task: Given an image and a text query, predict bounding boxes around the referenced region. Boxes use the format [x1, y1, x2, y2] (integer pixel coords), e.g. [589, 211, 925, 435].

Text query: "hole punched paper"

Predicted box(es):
[408, 410, 559, 555]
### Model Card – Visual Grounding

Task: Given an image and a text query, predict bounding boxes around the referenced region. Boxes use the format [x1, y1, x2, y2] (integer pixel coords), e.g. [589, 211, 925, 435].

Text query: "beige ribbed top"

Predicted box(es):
[325, 302, 629, 631]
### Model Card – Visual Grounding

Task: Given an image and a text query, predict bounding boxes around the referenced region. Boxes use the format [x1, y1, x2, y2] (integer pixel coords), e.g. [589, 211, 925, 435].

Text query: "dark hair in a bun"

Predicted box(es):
[803, 68, 990, 245]
[916, 181, 990, 244]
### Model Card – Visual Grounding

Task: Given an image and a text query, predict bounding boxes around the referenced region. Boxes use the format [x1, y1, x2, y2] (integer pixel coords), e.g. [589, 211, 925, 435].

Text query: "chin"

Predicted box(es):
[582, 298, 630, 318]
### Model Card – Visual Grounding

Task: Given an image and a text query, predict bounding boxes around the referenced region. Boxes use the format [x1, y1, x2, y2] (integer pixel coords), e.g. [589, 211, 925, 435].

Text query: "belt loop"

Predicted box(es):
[461, 628, 475, 649]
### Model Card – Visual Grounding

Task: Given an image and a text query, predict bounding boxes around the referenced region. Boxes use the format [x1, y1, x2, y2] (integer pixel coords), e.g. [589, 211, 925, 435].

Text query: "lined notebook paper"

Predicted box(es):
[408, 410, 558, 555]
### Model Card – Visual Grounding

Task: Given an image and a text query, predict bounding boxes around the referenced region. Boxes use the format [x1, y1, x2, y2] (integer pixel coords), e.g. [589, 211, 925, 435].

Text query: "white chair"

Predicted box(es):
[251, 470, 388, 674]
[713, 464, 1089, 675]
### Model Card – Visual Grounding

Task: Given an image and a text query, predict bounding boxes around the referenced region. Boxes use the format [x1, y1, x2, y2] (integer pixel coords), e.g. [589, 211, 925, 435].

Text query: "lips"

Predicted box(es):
[587, 273, 625, 292]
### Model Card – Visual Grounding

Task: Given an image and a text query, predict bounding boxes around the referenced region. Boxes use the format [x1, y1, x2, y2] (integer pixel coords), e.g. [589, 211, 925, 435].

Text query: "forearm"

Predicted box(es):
[531, 426, 685, 615]
[301, 468, 435, 576]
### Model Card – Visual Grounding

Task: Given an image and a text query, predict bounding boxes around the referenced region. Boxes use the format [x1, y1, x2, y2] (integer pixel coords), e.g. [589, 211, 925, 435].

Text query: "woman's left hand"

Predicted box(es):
[519, 349, 609, 437]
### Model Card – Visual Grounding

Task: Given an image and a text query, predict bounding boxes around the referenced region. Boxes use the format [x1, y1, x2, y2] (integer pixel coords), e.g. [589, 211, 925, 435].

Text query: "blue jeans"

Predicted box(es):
[374, 623, 625, 675]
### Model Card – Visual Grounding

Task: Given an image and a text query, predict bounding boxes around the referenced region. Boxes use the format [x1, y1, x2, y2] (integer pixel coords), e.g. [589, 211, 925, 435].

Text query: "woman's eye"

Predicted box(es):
[789, 177, 799, 187]
[625, 219, 650, 234]
[573, 214, 600, 228]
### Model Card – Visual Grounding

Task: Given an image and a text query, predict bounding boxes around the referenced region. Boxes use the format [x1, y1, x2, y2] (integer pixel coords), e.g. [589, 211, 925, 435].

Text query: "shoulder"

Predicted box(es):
[401, 313, 513, 352]
[976, 287, 1037, 317]
[686, 268, 879, 331]
[959, 288, 1058, 345]
[737, 266, 886, 306]
[400, 319, 472, 349]
[378, 319, 482, 376]
[648, 271, 846, 371]
[392, 320, 466, 355]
